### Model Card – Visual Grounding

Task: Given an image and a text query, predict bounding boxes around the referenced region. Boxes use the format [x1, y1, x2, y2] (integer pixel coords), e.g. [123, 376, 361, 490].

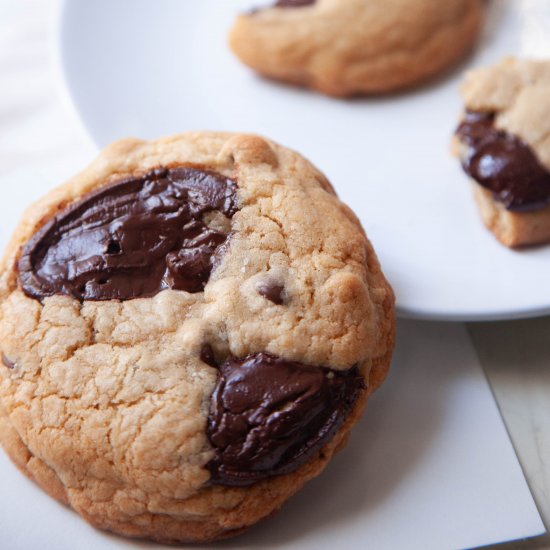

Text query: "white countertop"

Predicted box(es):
[0, 1, 549, 548]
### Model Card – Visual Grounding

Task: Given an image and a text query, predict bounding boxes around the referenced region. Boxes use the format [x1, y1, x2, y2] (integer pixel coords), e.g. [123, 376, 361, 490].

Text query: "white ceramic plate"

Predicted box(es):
[55, 0, 550, 321]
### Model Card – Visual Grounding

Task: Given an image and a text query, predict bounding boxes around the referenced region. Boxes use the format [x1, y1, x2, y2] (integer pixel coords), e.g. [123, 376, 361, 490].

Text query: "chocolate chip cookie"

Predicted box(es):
[454, 58, 550, 247]
[230, 0, 484, 97]
[0, 132, 395, 543]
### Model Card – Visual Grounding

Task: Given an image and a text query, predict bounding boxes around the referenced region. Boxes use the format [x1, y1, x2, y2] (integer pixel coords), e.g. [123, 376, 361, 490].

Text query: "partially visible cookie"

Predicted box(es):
[229, 0, 485, 97]
[454, 58, 550, 248]
[0, 132, 395, 543]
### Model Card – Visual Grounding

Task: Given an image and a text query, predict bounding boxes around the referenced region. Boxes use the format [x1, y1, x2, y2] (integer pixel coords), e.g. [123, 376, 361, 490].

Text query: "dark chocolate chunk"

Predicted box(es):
[275, 0, 316, 6]
[256, 280, 285, 305]
[456, 110, 550, 211]
[18, 168, 238, 302]
[207, 352, 364, 487]
[248, 0, 314, 16]
[200, 344, 218, 368]
[1, 353, 15, 369]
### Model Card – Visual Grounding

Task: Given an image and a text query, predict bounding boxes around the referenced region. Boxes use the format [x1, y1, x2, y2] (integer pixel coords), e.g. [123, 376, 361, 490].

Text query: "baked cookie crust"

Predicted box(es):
[473, 185, 550, 248]
[0, 132, 395, 543]
[230, 0, 485, 97]
[456, 58, 550, 248]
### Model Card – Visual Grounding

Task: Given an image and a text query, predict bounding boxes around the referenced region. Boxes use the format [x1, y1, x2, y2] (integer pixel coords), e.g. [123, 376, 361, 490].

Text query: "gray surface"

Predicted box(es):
[470, 318, 550, 549]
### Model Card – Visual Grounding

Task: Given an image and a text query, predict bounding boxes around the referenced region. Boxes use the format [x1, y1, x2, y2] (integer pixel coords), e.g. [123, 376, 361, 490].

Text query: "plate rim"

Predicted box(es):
[52, 0, 550, 323]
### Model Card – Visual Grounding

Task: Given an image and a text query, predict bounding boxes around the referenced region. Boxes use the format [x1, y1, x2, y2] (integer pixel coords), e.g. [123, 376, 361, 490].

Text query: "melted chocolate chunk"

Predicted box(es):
[2, 353, 15, 369]
[18, 168, 238, 302]
[248, 0, 314, 15]
[456, 111, 550, 211]
[275, 0, 316, 6]
[256, 280, 285, 305]
[207, 352, 364, 487]
[200, 344, 218, 368]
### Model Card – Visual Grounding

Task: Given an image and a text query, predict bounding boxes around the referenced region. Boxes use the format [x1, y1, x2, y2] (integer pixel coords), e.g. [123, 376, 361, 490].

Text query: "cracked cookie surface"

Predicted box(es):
[230, 0, 484, 97]
[0, 132, 395, 543]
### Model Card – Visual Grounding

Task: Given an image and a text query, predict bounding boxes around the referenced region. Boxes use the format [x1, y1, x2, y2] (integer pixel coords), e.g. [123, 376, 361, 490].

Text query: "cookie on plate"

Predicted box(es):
[229, 0, 485, 97]
[454, 58, 550, 248]
[0, 132, 395, 543]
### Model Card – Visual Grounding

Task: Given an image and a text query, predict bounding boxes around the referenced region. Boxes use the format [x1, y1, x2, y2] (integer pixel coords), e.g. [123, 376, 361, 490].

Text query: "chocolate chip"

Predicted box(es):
[256, 280, 285, 305]
[2, 353, 15, 369]
[249, 0, 315, 13]
[275, 0, 316, 6]
[18, 167, 238, 302]
[207, 352, 364, 487]
[200, 344, 218, 368]
[105, 240, 121, 255]
[456, 111, 550, 211]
